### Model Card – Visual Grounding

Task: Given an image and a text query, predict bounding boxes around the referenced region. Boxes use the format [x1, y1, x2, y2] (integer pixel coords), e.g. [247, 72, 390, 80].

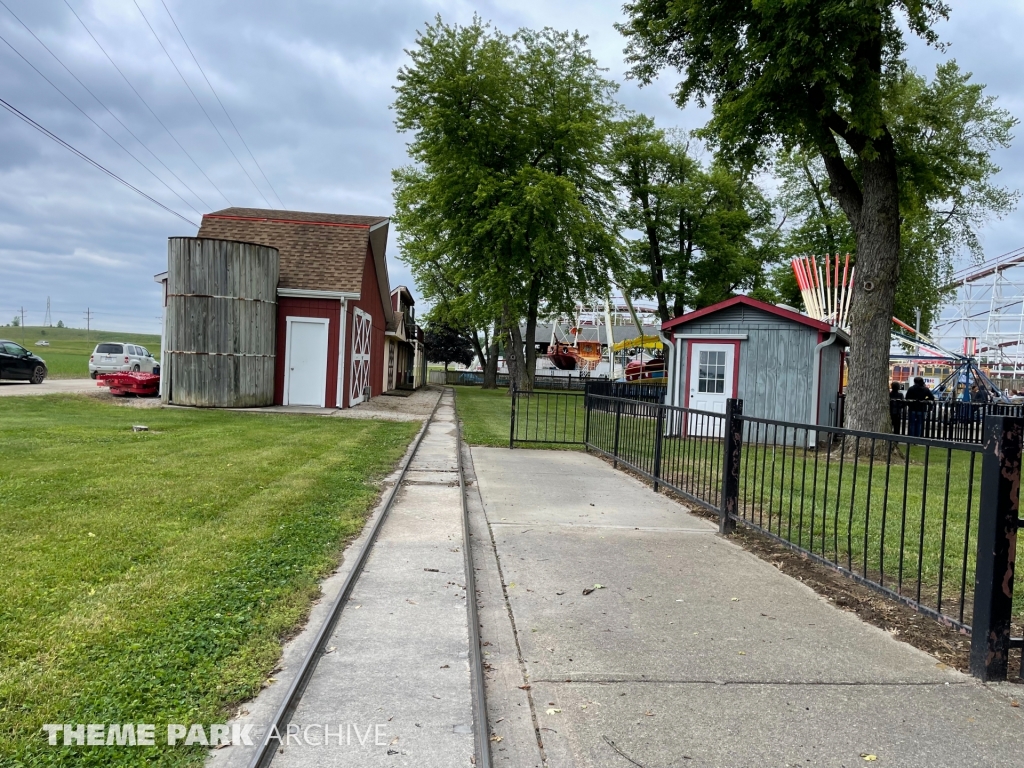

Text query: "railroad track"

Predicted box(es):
[246, 389, 491, 768]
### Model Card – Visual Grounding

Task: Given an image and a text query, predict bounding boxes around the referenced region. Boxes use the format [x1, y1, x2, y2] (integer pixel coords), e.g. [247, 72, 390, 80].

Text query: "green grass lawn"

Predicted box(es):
[453, 386, 512, 446]
[0, 395, 418, 767]
[0, 326, 162, 379]
[454, 385, 586, 449]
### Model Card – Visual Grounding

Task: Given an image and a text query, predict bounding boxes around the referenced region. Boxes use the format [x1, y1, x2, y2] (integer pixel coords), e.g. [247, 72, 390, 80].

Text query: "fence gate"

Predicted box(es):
[509, 389, 587, 447]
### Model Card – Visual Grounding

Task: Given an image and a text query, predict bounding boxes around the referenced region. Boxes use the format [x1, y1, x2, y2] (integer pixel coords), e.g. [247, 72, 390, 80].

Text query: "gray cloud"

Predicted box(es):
[0, 0, 1020, 332]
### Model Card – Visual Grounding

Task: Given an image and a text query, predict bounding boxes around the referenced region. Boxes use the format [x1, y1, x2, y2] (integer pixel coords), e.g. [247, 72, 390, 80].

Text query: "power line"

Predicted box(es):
[0, 96, 198, 227]
[0, 0, 208, 215]
[131, 0, 271, 208]
[157, 0, 285, 209]
[62, 0, 232, 208]
[0, 28, 202, 220]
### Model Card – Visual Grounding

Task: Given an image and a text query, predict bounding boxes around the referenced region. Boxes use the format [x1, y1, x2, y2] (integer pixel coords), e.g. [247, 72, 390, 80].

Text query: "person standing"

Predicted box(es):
[889, 382, 905, 434]
[904, 376, 934, 437]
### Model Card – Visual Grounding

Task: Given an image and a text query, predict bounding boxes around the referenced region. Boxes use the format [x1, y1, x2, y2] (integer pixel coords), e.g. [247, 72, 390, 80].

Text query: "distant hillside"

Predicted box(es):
[0, 326, 161, 379]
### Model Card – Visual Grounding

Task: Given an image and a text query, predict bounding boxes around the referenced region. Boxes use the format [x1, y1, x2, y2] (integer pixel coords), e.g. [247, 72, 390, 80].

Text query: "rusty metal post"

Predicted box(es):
[719, 399, 743, 535]
[970, 414, 1022, 681]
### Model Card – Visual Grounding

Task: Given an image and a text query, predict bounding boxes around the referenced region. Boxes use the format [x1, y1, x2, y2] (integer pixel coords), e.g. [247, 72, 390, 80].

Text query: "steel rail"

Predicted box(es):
[454, 389, 493, 768]
[246, 392, 444, 768]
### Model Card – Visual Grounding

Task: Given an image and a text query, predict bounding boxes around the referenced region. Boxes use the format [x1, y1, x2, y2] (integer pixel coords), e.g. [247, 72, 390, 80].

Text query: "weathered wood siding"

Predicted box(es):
[163, 237, 278, 407]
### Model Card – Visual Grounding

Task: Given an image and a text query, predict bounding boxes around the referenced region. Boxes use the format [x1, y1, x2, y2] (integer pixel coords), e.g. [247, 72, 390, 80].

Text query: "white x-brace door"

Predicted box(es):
[350, 308, 372, 405]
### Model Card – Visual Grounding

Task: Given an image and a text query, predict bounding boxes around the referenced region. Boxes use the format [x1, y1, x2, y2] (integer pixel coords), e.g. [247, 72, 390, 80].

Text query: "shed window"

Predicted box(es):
[697, 350, 726, 393]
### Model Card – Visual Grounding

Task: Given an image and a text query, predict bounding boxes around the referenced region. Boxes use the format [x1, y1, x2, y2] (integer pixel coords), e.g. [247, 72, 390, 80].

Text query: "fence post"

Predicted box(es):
[509, 389, 517, 450]
[970, 414, 1022, 681]
[613, 398, 622, 468]
[652, 405, 665, 492]
[719, 398, 743, 535]
[583, 384, 591, 449]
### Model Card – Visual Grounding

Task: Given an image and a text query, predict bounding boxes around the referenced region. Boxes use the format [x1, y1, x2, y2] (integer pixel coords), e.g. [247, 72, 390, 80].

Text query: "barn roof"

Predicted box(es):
[197, 207, 394, 325]
[662, 295, 836, 334]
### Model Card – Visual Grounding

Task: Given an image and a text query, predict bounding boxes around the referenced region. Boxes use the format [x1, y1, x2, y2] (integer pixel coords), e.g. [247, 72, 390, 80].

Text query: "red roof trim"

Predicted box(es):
[203, 214, 371, 230]
[661, 295, 832, 333]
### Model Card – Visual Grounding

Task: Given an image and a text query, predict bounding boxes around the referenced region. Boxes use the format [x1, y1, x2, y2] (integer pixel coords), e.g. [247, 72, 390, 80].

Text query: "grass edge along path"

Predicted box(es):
[0, 395, 419, 767]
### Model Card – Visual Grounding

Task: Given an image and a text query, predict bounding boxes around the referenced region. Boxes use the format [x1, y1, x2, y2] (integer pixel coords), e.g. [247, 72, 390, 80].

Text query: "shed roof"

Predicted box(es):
[662, 295, 837, 334]
[197, 207, 394, 327]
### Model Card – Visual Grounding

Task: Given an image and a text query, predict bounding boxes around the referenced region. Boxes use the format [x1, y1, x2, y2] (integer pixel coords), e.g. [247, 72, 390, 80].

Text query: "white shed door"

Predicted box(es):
[287, 319, 328, 406]
[350, 309, 371, 406]
[688, 343, 735, 437]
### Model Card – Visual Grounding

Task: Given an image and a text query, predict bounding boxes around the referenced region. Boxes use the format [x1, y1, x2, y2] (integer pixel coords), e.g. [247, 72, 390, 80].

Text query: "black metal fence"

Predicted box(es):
[508, 390, 586, 446]
[429, 369, 591, 390]
[508, 388, 1022, 682]
[836, 393, 1024, 445]
[584, 380, 666, 403]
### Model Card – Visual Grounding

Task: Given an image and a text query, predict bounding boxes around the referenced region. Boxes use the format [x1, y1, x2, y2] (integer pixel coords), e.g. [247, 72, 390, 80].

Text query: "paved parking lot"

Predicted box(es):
[0, 379, 99, 396]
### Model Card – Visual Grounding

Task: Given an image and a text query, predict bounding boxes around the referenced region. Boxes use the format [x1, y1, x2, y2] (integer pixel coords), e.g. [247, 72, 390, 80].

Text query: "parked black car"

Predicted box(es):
[0, 339, 48, 383]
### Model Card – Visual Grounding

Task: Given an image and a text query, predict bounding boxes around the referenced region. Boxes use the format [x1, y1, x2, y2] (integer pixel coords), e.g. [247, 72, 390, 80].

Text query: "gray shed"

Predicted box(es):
[662, 296, 848, 433]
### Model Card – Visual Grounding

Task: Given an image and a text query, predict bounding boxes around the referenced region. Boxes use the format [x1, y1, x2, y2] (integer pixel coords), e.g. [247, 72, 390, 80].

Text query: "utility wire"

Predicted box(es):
[0, 29, 202, 220]
[158, 0, 284, 209]
[0, 97, 198, 227]
[132, 0, 271, 208]
[63, 0, 231, 208]
[0, 0, 208, 215]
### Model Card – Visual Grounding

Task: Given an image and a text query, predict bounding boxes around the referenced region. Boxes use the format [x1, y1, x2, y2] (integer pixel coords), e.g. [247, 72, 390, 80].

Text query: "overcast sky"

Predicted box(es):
[0, 0, 1021, 335]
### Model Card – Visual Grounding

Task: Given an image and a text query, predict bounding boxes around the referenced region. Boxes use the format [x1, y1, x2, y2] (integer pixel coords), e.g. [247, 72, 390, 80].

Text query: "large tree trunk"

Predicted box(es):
[506, 323, 528, 393]
[484, 339, 499, 389]
[844, 155, 901, 435]
[524, 275, 541, 390]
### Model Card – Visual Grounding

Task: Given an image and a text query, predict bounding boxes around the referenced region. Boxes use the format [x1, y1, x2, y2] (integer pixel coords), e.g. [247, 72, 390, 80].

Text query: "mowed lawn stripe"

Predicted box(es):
[0, 395, 418, 767]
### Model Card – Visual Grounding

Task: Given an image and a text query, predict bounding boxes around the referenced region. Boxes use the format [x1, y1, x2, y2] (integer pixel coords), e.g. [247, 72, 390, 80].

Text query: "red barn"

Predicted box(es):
[194, 207, 394, 408]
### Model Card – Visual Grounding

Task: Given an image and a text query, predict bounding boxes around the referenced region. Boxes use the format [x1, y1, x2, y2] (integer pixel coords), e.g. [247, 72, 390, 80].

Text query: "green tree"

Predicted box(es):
[10, 316, 19, 327]
[617, 0, 1015, 433]
[774, 62, 1017, 334]
[393, 17, 619, 392]
[56, 320, 64, 328]
[610, 114, 778, 322]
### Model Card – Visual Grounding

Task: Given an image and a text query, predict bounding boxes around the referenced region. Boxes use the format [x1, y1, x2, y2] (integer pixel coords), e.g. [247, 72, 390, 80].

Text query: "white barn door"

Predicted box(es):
[687, 342, 735, 437]
[285, 318, 329, 407]
[350, 309, 372, 405]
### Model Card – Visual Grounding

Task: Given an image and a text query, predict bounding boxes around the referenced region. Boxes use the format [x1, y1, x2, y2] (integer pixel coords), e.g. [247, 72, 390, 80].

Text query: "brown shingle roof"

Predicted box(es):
[197, 207, 388, 294]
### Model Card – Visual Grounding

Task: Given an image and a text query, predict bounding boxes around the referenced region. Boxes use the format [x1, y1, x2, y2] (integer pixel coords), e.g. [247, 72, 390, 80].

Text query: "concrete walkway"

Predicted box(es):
[467, 447, 1024, 768]
[209, 390, 474, 768]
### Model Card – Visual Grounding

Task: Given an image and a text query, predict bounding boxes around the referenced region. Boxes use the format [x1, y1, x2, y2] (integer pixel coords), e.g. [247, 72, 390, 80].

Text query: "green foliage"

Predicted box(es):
[392, 17, 620, 342]
[618, 0, 950, 161]
[610, 114, 779, 320]
[11, 315, 19, 327]
[0, 395, 418, 766]
[774, 61, 1018, 331]
[56, 320, 65, 328]
[617, 0, 1015, 431]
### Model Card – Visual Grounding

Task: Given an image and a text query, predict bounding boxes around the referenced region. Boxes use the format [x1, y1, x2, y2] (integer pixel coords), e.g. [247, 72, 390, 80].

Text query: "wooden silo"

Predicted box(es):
[163, 237, 279, 407]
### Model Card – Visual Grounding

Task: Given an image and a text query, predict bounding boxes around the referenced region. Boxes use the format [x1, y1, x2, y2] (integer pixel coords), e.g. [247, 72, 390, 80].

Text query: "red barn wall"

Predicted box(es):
[342, 246, 388, 407]
[274, 297, 342, 408]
